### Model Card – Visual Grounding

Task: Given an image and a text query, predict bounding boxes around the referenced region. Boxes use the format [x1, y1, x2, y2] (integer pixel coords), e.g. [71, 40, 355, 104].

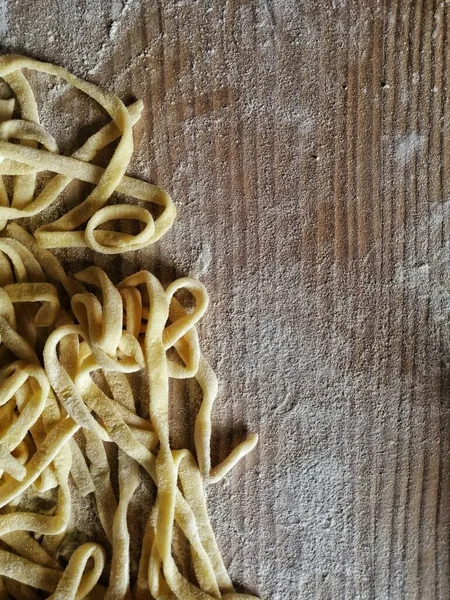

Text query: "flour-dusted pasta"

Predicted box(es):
[0, 56, 259, 599]
[0, 54, 175, 253]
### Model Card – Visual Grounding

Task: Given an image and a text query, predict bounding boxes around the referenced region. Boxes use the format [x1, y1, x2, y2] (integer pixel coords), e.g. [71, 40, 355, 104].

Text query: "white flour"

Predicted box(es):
[0, 1, 447, 599]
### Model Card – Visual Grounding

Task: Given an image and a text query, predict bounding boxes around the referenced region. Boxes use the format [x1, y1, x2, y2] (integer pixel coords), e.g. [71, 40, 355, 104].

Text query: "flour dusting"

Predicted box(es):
[0, 1, 446, 599]
[394, 131, 426, 163]
[0, 0, 8, 38]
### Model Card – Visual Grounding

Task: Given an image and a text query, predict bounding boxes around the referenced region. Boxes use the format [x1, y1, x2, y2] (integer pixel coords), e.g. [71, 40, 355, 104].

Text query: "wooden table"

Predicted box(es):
[1, 1, 449, 598]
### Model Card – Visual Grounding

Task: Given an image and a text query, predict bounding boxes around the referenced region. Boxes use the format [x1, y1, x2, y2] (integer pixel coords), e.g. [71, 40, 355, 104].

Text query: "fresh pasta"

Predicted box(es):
[0, 55, 259, 599]
[0, 54, 175, 253]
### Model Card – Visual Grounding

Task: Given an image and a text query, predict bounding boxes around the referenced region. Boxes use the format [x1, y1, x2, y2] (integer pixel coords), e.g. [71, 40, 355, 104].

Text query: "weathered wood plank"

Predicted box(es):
[0, 0, 449, 598]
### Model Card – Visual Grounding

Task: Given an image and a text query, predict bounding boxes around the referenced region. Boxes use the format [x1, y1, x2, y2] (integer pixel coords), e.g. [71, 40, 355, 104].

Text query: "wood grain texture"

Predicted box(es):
[0, 0, 449, 598]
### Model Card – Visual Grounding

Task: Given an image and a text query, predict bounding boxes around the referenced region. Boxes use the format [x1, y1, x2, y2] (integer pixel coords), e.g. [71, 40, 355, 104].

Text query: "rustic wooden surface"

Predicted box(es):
[1, 0, 450, 598]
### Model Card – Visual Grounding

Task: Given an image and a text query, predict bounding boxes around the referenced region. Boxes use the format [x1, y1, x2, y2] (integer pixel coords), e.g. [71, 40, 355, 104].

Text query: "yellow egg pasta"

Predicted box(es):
[0, 55, 259, 600]
[0, 54, 175, 254]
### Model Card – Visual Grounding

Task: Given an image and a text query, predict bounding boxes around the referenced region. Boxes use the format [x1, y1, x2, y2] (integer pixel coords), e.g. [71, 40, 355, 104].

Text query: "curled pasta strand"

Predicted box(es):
[4, 282, 60, 327]
[77, 377, 156, 476]
[208, 434, 259, 484]
[43, 324, 111, 440]
[176, 451, 233, 593]
[163, 278, 209, 350]
[105, 451, 139, 600]
[1, 530, 62, 570]
[120, 287, 143, 339]
[0, 119, 59, 154]
[74, 266, 123, 353]
[167, 449, 221, 597]
[167, 296, 259, 483]
[0, 440, 72, 537]
[69, 437, 95, 498]
[0, 548, 61, 593]
[4, 224, 86, 297]
[49, 542, 105, 600]
[0, 314, 40, 365]
[3, 69, 40, 212]
[0, 237, 46, 283]
[0, 417, 78, 508]
[84, 429, 117, 543]
[135, 509, 155, 600]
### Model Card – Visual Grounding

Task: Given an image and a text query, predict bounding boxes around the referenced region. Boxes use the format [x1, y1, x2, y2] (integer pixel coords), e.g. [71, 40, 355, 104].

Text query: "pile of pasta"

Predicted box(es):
[0, 55, 259, 599]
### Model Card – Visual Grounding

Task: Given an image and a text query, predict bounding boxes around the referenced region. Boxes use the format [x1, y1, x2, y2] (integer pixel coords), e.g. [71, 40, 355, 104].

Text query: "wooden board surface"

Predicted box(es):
[1, 1, 450, 598]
